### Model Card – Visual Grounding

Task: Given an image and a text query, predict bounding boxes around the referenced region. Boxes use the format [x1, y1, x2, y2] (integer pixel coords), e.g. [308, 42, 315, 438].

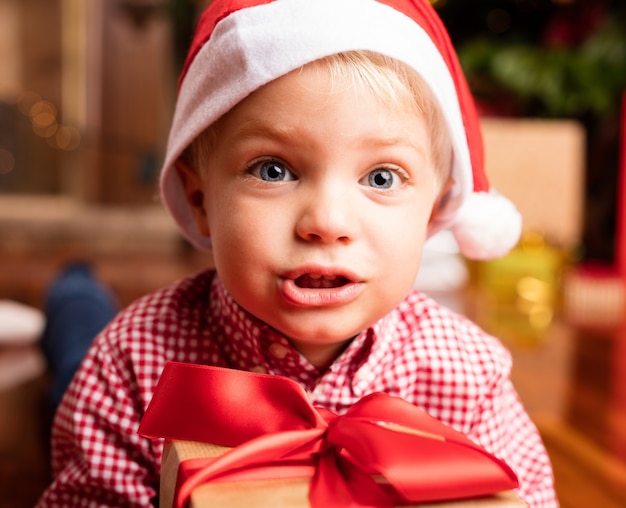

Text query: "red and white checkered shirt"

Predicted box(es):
[37, 270, 557, 507]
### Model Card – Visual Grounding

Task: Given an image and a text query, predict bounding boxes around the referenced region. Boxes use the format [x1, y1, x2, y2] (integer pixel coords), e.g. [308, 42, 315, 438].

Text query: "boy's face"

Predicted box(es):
[179, 64, 448, 368]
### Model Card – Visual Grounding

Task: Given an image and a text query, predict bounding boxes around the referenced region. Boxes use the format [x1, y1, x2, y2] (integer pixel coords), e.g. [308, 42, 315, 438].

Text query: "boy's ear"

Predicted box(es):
[428, 176, 455, 226]
[174, 159, 211, 238]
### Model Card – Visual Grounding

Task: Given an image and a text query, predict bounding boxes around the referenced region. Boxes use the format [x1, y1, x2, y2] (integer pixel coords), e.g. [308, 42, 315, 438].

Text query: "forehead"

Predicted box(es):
[213, 63, 429, 148]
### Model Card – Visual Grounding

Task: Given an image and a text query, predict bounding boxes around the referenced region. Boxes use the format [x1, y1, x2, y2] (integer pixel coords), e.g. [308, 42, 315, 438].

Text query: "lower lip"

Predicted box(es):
[279, 279, 364, 307]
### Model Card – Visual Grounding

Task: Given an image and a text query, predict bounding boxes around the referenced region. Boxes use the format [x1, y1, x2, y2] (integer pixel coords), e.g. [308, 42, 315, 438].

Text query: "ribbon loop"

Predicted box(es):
[139, 362, 519, 507]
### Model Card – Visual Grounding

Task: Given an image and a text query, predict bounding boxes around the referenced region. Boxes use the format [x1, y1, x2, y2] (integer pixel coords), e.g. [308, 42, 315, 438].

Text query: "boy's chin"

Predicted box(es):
[282, 333, 359, 369]
[283, 326, 365, 348]
[272, 319, 366, 345]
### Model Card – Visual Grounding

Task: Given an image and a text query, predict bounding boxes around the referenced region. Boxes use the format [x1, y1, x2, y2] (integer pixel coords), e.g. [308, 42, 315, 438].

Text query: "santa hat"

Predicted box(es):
[160, 0, 522, 260]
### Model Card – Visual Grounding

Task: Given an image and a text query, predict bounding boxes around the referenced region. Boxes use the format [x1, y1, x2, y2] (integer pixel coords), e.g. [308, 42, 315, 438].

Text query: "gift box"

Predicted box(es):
[141, 363, 526, 508]
[160, 439, 526, 508]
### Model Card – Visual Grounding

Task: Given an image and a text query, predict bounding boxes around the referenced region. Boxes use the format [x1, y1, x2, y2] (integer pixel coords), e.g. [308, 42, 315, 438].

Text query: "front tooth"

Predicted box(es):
[323, 275, 336, 281]
[309, 274, 322, 280]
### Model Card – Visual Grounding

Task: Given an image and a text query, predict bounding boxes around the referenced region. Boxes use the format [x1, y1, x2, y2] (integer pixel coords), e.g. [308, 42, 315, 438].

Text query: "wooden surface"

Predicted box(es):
[538, 419, 626, 508]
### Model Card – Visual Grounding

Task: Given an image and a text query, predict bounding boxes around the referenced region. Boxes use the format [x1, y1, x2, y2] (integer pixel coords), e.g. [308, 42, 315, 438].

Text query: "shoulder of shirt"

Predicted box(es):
[396, 289, 486, 334]
[120, 268, 214, 315]
[392, 289, 512, 371]
[97, 269, 216, 342]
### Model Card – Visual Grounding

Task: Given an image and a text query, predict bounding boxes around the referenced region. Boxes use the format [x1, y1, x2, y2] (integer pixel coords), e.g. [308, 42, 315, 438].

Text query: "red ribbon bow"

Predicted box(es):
[139, 362, 518, 508]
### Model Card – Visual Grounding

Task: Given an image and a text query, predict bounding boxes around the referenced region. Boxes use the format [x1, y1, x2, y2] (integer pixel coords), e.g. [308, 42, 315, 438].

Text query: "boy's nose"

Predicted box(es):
[295, 184, 357, 244]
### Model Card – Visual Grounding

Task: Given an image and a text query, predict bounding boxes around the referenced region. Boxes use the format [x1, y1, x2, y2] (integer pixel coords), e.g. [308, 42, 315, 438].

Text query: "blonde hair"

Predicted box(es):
[185, 50, 452, 186]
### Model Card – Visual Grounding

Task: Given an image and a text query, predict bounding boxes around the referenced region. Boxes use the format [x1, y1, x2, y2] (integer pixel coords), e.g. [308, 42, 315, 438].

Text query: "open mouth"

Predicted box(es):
[295, 274, 350, 289]
[281, 270, 363, 306]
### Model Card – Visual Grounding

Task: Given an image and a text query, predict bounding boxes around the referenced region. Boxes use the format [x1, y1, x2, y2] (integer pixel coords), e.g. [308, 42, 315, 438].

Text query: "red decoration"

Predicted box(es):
[616, 92, 626, 278]
[139, 362, 519, 508]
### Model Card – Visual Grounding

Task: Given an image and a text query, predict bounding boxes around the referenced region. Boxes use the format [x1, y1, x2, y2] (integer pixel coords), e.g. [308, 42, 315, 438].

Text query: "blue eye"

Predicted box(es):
[252, 160, 296, 182]
[365, 168, 400, 189]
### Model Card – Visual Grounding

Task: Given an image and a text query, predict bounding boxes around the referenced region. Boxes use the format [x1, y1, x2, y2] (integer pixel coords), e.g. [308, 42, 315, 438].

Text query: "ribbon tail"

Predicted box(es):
[310, 452, 394, 508]
[310, 451, 357, 508]
[176, 428, 324, 508]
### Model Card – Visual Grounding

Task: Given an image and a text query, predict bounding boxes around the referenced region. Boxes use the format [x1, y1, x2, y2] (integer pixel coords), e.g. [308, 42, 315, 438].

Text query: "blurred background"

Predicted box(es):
[0, 0, 625, 507]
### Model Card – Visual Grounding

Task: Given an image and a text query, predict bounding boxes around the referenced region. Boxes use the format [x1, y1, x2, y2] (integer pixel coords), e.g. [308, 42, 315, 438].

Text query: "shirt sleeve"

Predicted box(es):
[467, 369, 559, 508]
[402, 292, 559, 508]
[36, 332, 162, 507]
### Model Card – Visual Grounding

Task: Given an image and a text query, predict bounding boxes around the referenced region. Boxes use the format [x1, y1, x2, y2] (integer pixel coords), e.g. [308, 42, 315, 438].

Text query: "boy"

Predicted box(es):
[37, 0, 558, 506]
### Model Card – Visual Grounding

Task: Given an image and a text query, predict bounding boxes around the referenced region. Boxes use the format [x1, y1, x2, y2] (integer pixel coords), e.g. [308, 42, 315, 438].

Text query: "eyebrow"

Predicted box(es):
[226, 120, 299, 145]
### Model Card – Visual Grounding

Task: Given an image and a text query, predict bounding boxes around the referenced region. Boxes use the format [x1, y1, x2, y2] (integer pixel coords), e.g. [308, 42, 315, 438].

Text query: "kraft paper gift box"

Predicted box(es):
[159, 440, 527, 508]
[140, 363, 527, 508]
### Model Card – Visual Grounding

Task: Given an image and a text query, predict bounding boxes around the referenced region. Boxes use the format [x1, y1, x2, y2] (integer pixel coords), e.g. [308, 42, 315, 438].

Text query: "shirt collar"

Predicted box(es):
[209, 272, 400, 392]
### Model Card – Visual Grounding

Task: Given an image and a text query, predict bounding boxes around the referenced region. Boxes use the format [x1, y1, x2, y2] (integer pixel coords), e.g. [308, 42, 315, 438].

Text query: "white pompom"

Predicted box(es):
[451, 191, 522, 260]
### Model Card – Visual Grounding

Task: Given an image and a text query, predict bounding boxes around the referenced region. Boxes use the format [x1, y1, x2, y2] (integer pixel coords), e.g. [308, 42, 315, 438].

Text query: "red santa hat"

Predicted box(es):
[160, 0, 522, 260]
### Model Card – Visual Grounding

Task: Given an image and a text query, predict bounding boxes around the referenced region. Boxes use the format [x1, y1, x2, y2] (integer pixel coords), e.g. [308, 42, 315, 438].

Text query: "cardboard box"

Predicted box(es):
[481, 117, 585, 249]
[160, 440, 527, 508]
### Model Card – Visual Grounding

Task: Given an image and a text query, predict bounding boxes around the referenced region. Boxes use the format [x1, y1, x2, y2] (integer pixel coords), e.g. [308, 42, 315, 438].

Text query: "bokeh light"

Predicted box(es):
[30, 100, 59, 138]
[0, 148, 16, 175]
[52, 125, 81, 151]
